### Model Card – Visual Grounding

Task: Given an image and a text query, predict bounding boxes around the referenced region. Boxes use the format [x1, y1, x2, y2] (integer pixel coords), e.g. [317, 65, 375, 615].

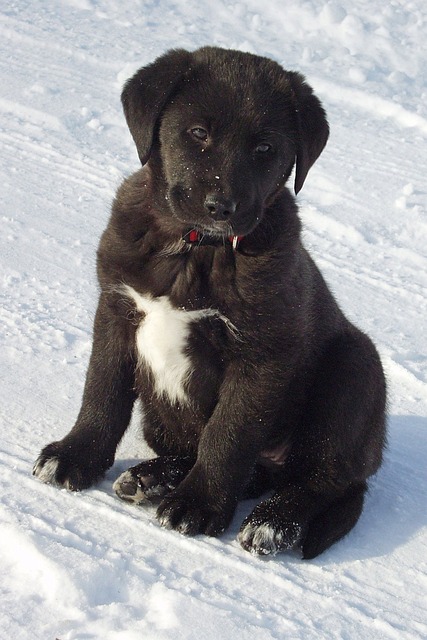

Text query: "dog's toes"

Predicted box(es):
[156, 492, 205, 534]
[33, 441, 106, 491]
[238, 517, 302, 557]
[156, 482, 234, 537]
[156, 498, 227, 537]
[33, 455, 62, 486]
[113, 461, 176, 505]
[238, 522, 284, 556]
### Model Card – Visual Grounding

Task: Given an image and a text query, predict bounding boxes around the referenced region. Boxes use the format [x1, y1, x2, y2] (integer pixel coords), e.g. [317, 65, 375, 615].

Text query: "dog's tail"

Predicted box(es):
[302, 482, 368, 559]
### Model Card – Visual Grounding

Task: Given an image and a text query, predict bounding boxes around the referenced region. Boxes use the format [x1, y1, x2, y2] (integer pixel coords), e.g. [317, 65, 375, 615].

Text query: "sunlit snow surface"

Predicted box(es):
[1, 1, 426, 638]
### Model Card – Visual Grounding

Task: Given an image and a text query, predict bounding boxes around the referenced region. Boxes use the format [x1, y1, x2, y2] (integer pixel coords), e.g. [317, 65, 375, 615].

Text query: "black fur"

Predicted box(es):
[33, 47, 386, 558]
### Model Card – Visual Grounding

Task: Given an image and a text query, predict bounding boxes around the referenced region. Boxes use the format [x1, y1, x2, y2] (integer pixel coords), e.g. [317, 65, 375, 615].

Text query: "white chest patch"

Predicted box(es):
[121, 285, 238, 405]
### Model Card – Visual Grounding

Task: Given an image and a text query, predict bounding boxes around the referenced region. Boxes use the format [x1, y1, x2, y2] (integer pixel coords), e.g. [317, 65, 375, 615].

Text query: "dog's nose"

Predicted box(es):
[204, 195, 237, 220]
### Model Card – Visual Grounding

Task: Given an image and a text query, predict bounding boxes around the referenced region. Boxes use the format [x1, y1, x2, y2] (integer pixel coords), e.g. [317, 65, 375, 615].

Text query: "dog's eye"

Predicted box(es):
[255, 143, 272, 154]
[190, 127, 208, 141]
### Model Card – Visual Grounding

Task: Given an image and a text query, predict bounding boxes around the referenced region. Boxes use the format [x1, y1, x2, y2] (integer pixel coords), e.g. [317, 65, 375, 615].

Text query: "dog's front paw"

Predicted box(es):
[33, 439, 108, 491]
[113, 456, 193, 505]
[156, 472, 236, 537]
[238, 502, 303, 556]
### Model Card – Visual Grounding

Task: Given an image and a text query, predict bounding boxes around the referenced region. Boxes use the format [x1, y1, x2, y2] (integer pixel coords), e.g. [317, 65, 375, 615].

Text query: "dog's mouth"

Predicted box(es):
[186, 219, 235, 239]
[168, 184, 259, 239]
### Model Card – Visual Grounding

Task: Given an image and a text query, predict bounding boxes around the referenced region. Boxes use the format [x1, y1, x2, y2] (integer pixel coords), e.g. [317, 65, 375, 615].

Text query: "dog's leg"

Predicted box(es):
[114, 457, 272, 505]
[238, 331, 386, 557]
[155, 360, 289, 537]
[114, 455, 194, 504]
[33, 295, 137, 490]
[238, 482, 367, 557]
[301, 482, 367, 559]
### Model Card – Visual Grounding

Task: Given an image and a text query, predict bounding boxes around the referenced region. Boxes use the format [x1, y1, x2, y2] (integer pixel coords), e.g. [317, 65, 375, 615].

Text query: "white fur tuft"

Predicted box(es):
[238, 521, 302, 556]
[33, 457, 60, 485]
[120, 285, 238, 405]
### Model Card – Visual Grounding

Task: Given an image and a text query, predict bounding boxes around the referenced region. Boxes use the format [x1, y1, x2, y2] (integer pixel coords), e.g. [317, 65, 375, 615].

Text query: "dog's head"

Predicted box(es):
[121, 47, 329, 238]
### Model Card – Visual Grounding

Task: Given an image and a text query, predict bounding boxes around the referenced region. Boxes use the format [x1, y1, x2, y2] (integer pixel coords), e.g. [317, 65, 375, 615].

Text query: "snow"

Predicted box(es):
[1, 0, 426, 638]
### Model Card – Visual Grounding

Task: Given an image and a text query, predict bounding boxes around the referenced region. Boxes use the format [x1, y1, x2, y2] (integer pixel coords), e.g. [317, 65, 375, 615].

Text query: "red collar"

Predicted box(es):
[183, 229, 243, 250]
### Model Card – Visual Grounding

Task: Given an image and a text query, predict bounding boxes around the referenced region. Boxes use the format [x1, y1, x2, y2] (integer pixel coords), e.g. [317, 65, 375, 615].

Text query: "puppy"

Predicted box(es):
[34, 47, 386, 558]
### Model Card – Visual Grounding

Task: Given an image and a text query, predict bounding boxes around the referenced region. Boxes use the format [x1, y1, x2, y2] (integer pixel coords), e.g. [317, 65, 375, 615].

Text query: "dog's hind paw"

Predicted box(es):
[113, 469, 148, 504]
[114, 456, 193, 505]
[238, 517, 302, 556]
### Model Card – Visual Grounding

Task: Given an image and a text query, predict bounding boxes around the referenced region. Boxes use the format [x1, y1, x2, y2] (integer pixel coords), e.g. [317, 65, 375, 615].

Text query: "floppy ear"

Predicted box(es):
[121, 48, 193, 165]
[287, 72, 329, 194]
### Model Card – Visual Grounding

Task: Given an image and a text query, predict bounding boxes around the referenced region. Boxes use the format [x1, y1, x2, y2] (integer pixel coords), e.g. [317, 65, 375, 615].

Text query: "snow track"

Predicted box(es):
[1, 1, 426, 638]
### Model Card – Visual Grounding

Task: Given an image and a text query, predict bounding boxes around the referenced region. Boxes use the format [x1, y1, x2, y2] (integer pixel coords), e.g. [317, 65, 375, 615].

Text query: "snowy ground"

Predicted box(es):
[1, 1, 426, 638]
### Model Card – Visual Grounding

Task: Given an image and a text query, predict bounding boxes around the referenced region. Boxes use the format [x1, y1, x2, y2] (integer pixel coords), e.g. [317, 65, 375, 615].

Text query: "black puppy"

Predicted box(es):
[34, 47, 386, 558]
